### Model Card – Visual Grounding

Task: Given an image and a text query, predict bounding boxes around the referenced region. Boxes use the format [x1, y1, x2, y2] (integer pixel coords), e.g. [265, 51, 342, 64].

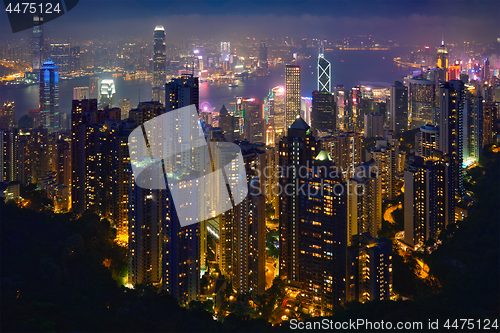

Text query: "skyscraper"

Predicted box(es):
[404, 154, 454, 247]
[259, 41, 268, 68]
[311, 90, 336, 135]
[0, 102, 15, 130]
[389, 81, 408, 134]
[436, 42, 449, 82]
[415, 124, 439, 159]
[408, 78, 435, 129]
[100, 79, 116, 108]
[363, 113, 384, 138]
[221, 42, 230, 62]
[367, 135, 399, 201]
[279, 121, 347, 314]
[271, 86, 286, 136]
[320, 131, 363, 179]
[49, 43, 70, 74]
[347, 160, 382, 245]
[32, 15, 44, 71]
[165, 74, 199, 112]
[39, 60, 60, 133]
[152, 25, 166, 104]
[463, 87, 483, 164]
[449, 60, 460, 81]
[439, 80, 465, 197]
[279, 118, 318, 283]
[317, 41, 331, 92]
[285, 65, 301, 129]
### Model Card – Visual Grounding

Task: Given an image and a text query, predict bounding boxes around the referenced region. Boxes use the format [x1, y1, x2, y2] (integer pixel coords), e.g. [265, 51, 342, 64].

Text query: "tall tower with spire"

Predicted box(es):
[317, 41, 331, 92]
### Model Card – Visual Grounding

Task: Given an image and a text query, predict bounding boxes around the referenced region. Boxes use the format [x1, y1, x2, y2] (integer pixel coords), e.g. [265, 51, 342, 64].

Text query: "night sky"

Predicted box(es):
[1, 0, 498, 44]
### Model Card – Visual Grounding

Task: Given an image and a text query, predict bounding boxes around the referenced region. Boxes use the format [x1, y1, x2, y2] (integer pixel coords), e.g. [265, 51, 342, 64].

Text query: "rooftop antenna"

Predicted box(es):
[441, 35, 444, 45]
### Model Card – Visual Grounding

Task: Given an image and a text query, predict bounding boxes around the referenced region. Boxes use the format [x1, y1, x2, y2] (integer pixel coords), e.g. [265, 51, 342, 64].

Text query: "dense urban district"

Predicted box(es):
[1, 12, 499, 333]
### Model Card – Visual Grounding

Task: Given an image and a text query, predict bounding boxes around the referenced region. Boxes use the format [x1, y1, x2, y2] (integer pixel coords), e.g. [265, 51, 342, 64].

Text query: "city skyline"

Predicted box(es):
[0, 1, 499, 332]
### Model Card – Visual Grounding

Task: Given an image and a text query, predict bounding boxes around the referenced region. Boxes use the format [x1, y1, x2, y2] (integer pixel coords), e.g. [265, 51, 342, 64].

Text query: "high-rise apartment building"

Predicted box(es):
[244, 98, 266, 143]
[285, 65, 301, 129]
[346, 234, 392, 303]
[367, 135, 399, 201]
[39, 60, 60, 133]
[347, 160, 382, 245]
[73, 87, 89, 100]
[0, 129, 18, 182]
[363, 113, 383, 138]
[320, 131, 363, 179]
[165, 74, 199, 112]
[415, 124, 439, 159]
[408, 78, 434, 129]
[439, 80, 465, 198]
[463, 87, 483, 165]
[311, 90, 336, 135]
[152, 26, 166, 103]
[389, 81, 408, 134]
[404, 154, 455, 247]
[0, 102, 15, 130]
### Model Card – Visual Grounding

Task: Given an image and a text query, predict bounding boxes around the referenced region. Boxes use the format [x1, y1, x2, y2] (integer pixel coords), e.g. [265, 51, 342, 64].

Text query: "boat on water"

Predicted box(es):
[228, 82, 238, 87]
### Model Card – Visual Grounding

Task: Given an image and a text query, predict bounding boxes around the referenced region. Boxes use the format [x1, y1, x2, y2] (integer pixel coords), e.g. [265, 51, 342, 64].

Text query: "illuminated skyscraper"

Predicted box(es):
[285, 65, 301, 129]
[463, 87, 483, 164]
[439, 80, 465, 197]
[279, 118, 318, 283]
[404, 154, 454, 247]
[32, 15, 44, 71]
[415, 124, 439, 159]
[317, 41, 331, 92]
[389, 81, 408, 133]
[221, 42, 230, 62]
[259, 41, 268, 68]
[436, 42, 449, 70]
[408, 78, 435, 129]
[320, 131, 363, 179]
[367, 135, 399, 201]
[152, 25, 166, 103]
[0, 129, 18, 182]
[165, 74, 199, 112]
[311, 90, 336, 135]
[100, 79, 116, 108]
[39, 60, 60, 133]
[436, 42, 449, 82]
[271, 86, 286, 135]
[449, 60, 460, 81]
[244, 98, 266, 143]
[363, 113, 383, 138]
[49, 43, 70, 74]
[0, 102, 15, 130]
[347, 160, 382, 245]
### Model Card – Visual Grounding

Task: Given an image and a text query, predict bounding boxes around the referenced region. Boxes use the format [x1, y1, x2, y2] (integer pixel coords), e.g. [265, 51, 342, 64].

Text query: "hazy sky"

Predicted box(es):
[1, 0, 498, 44]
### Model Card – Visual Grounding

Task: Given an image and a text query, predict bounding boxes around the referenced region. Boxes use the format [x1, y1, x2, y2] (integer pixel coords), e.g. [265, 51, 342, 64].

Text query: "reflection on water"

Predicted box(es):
[1, 48, 411, 122]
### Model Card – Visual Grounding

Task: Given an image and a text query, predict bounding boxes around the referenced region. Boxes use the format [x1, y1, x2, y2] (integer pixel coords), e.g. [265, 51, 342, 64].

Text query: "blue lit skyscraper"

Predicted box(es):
[39, 60, 59, 133]
[318, 41, 331, 92]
